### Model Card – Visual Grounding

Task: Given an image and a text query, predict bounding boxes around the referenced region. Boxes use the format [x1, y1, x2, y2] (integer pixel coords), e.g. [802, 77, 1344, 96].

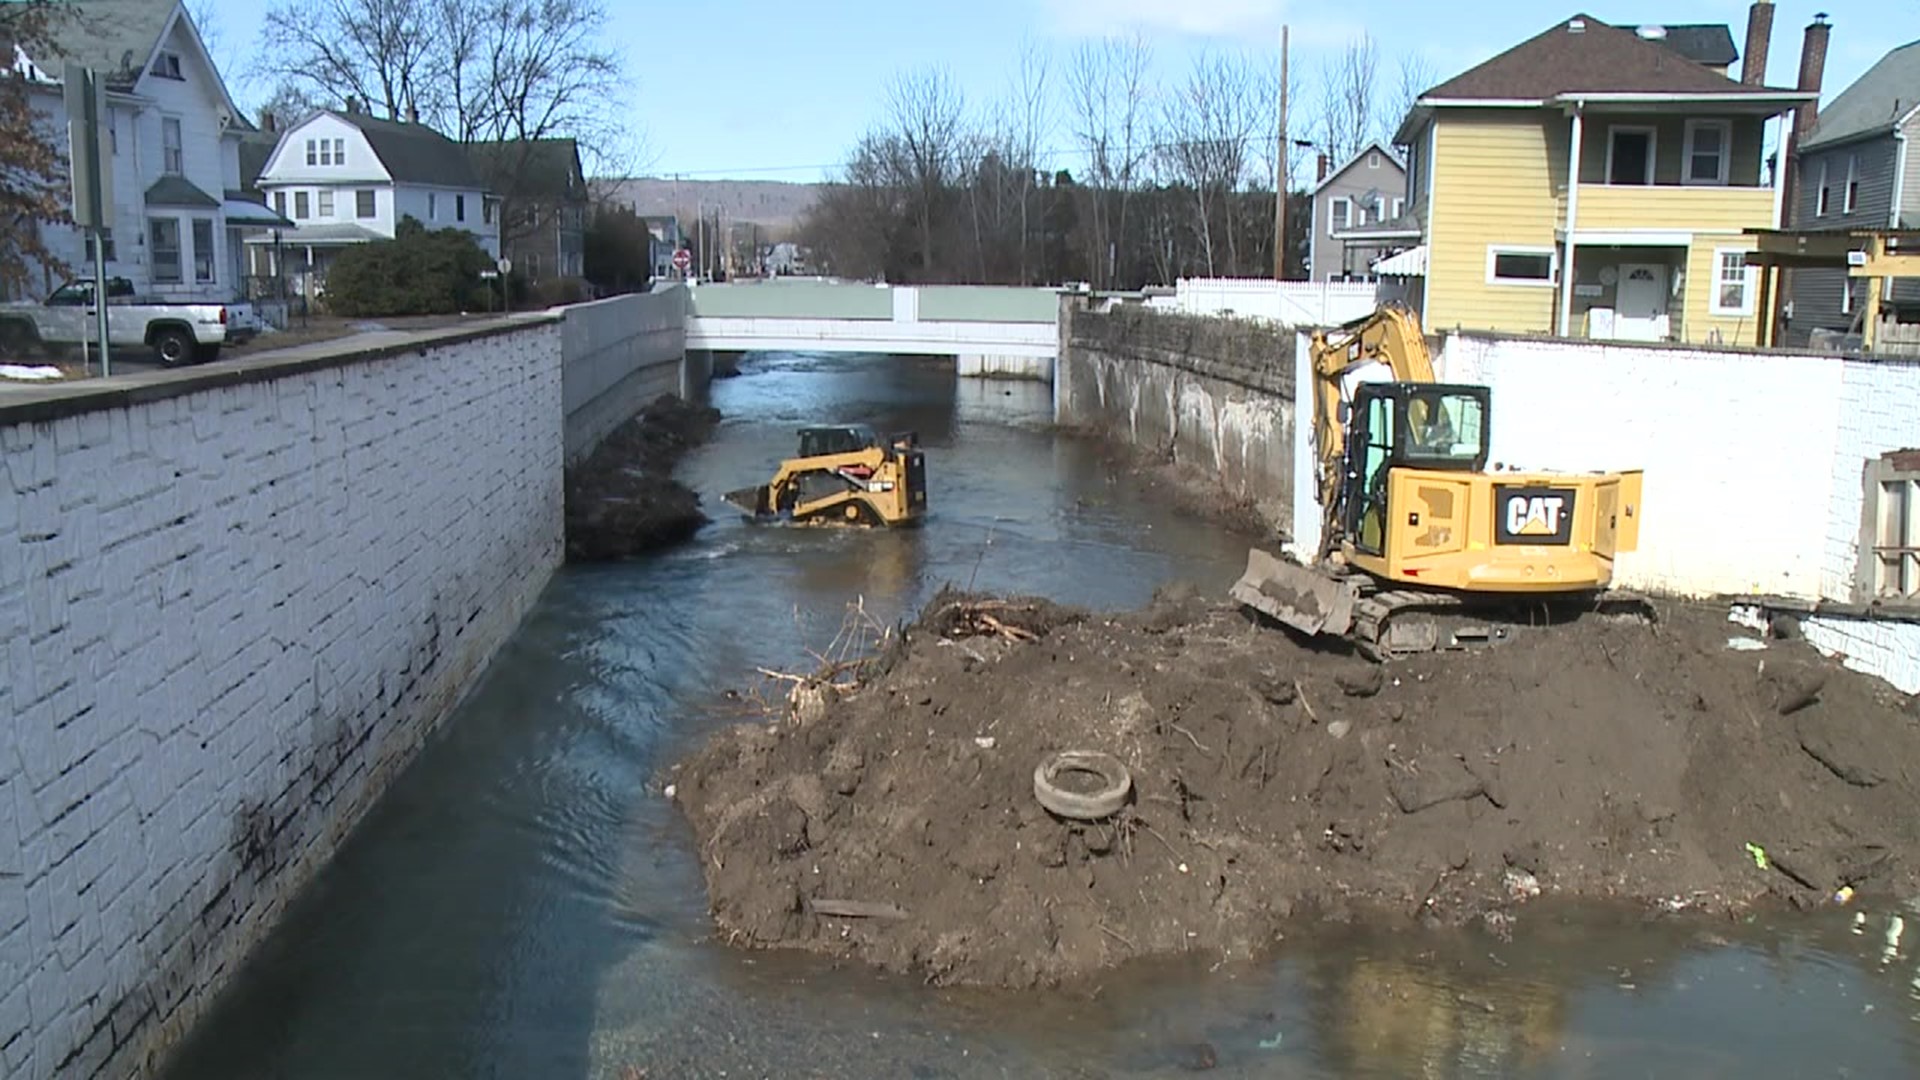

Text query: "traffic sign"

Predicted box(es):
[672, 248, 692, 272]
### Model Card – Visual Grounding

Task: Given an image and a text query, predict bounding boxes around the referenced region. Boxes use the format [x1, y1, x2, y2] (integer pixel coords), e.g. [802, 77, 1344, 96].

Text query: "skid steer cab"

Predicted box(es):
[722, 423, 928, 527]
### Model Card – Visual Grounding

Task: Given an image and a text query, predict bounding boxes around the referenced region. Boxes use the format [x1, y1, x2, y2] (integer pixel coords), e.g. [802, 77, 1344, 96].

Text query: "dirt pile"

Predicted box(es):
[670, 587, 1920, 990]
[565, 393, 721, 561]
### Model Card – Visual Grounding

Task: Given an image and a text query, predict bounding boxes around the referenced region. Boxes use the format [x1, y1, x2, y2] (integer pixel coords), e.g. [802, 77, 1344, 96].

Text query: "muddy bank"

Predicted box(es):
[671, 587, 1920, 990]
[565, 393, 721, 561]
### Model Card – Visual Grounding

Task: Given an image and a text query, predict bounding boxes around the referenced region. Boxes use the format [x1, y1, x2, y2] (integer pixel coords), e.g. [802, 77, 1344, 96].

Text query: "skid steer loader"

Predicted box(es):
[723, 423, 927, 527]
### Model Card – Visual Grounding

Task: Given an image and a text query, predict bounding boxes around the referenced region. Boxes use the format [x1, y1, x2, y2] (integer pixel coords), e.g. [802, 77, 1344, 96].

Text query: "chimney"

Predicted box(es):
[1316, 153, 1330, 182]
[1742, 0, 1775, 86]
[345, 96, 362, 116]
[258, 108, 276, 133]
[1795, 12, 1831, 141]
[406, 103, 419, 124]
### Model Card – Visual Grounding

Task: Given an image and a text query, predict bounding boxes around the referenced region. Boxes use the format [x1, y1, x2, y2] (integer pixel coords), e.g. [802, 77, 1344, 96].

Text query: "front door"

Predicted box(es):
[1614, 263, 1669, 341]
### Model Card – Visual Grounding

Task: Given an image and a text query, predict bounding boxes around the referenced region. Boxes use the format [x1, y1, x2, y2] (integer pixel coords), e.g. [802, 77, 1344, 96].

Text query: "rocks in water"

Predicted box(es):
[565, 393, 721, 561]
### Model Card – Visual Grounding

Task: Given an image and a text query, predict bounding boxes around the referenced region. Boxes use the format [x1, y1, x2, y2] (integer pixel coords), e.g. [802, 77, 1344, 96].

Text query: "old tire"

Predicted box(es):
[152, 327, 193, 367]
[1033, 750, 1132, 821]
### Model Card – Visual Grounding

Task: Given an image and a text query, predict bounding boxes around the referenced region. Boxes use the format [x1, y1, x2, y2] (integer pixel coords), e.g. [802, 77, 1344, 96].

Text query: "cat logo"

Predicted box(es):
[1494, 485, 1576, 545]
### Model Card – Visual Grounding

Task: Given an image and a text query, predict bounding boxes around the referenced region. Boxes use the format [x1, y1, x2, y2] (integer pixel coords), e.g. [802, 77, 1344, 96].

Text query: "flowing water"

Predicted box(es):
[164, 353, 1920, 1079]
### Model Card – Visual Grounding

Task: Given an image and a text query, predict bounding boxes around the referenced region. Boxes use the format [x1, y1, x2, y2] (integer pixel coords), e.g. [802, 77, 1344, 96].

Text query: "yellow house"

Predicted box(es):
[1385, 13, 1815, 346]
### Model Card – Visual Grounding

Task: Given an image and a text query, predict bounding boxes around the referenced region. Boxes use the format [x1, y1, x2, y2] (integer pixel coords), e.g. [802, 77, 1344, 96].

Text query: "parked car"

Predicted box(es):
[0, 276, 255, 367]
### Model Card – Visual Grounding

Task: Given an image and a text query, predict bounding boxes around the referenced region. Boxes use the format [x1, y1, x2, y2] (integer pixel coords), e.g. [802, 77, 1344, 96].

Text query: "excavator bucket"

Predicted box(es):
[723, 484, 773, 517]
[1229, 547, 1357, 638]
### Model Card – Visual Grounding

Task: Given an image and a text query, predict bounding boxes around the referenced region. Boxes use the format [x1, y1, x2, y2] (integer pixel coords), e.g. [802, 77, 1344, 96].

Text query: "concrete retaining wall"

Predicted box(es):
[0, 320, 565, 1079]
[560, 290, 689, 464]
[1057, 302, 1296, 533]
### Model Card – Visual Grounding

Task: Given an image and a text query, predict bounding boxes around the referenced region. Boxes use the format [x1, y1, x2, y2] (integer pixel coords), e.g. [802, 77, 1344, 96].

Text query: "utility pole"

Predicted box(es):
[1273, 24, 1290, 281]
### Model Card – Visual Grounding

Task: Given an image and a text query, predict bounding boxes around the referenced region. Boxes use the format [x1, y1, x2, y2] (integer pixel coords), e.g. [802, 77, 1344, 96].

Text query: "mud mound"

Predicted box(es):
[670, 592, 1920, 990]
[566, 394, 721, 561]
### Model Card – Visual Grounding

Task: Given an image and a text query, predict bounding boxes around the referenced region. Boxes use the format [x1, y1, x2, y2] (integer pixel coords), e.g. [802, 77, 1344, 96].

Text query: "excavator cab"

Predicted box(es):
[1340, 383, 1490, 557]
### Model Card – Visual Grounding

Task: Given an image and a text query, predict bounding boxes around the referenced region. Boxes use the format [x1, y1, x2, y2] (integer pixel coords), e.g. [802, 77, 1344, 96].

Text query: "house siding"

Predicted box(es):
[1788, 132, 1902, 339]
[1310, 152, 1408, 281]
[1901, 113, 1920, 224]
[1425, 111, 1565, 333]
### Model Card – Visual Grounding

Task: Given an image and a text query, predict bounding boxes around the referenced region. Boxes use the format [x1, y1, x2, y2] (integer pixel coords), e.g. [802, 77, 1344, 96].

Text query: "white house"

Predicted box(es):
[248, 106, 500, 296]
[9, 0, 290, 303]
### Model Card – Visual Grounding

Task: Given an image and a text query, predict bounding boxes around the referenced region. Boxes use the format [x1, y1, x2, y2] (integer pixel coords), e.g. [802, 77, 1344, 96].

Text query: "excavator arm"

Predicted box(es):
[1306, 303, 1436, 557]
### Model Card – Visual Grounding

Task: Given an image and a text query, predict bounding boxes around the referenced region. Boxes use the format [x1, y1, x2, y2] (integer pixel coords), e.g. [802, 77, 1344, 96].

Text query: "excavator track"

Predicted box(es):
[1350, 588, 1657, 662]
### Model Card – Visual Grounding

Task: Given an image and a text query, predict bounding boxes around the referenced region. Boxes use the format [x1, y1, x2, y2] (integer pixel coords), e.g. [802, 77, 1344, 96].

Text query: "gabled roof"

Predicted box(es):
[1800, 41, 1920, 153]
[296, 110, 483, 187]
[467, 139, 586, 201]
[1421, 14, 1803, 103]
[1311, 141, 1407, 197]
[33, 0, 178, 90]
[1636, 23, 1739, 68]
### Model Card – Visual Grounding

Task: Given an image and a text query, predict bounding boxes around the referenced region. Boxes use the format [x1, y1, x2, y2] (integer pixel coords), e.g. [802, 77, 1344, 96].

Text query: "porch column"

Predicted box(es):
[1865, 235, 1887, 350]
[1557, 103, 1585, 337]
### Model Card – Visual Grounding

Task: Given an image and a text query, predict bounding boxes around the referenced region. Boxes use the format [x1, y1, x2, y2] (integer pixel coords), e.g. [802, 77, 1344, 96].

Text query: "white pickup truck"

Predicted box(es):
[0, 276, 257, 367]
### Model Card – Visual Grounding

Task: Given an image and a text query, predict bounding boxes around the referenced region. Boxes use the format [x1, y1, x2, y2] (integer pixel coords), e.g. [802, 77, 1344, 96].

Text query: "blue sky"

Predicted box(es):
[197, 0, 1910, 182]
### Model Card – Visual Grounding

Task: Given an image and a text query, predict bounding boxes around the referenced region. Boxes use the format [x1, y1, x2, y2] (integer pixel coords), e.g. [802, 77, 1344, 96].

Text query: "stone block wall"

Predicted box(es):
[1057, 302, 1296, 534]
[559, 290, 689, 464]
[0, 320, 565, 1079]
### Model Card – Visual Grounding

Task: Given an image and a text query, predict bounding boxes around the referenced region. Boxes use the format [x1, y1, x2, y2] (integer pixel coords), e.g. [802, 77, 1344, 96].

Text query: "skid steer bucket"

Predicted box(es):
[723, 484, 773, 517]
[1229, 547, 1357, 638]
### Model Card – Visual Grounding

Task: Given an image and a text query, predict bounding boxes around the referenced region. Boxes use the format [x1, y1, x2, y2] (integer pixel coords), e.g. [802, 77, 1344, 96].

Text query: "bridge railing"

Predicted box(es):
[682, 281, 1059, 324]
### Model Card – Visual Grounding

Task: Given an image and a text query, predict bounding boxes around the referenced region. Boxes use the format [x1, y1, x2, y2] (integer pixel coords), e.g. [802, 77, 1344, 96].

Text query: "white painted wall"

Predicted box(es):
[0, 322, 564, 1080]
[560, 290, 690, 462]
[259, 113, 393, 186]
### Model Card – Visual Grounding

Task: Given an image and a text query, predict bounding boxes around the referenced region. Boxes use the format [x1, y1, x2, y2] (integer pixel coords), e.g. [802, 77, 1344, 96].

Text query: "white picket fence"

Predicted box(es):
[1146, 278, 1378, 327]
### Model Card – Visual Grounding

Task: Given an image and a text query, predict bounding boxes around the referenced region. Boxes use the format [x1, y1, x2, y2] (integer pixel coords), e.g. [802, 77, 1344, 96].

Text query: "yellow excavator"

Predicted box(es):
[723, 423, 928, 527]
[1230, 303, 1646, 659]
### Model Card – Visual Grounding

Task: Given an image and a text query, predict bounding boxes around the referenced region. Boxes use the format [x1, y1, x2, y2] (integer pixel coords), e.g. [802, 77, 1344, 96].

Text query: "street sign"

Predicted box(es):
[497, 257, 513, 274]
[671, 248, 692, 273]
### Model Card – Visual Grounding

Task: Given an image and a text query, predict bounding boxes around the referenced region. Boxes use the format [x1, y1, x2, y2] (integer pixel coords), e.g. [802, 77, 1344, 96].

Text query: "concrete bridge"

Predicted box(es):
[679, 280, 1061, 378]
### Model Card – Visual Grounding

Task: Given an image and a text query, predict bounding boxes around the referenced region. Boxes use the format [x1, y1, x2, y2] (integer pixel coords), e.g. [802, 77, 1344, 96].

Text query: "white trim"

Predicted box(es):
[1333, 228, 1422, 241]
[1418, 92, 1817, 108]
[1487, 244, 1558, 287]
[1817, 160, 1831, 216]
[1559, 106, 1583, 336]
[1415, 97, 1541, 109]
[1893, 131, 1909, 229]
[1772, 112, 1791, 228]
[1309, 192, 1319, 281]
[1420, 121, 1437, 328]
[1559, 229, 1694, 247]
[1392, 196, 1405, 219]
[1845, 153, 1860, 214]
[1682, 119, 1732, 186]
[1841, 276, 1855, 315]
[1329, 196, 1352, 236]
[1708, 247, 1759, 317]
[1605, 125, 1658, 186]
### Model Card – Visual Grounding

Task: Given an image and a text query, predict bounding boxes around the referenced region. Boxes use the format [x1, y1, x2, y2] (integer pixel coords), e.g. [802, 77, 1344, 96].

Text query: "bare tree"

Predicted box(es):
[254, 0, 437, 121]
[1066, 33, 1153, 286]
[0, 1, 67, 303]
[1314, 33, 1382, 166]
[1154, 49, 1264, 275]
[884, 66, 969, 277]
[1004, 37, 1052, 283]
[1386, 53, 1438, 149]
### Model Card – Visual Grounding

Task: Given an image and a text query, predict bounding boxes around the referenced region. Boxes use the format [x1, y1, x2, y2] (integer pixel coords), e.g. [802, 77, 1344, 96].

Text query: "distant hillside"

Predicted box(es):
[599, 177, 824, 236]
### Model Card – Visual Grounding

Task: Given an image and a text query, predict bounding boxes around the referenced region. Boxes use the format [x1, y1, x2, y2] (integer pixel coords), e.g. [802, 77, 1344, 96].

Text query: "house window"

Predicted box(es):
[456, 194, 466, 222]
[153, 51, 182, 79]
[1330, 197, 1352, 235]
[527, 252, 541, 278]
[428, 193, 438, 220]
[1862, 456, 1920, 601]
[1710, 249, 1756, 316]
[1391, 197, 1405, 220]
[162, 118, 183, 175]
[1607, 127, 1655, 185]
[1486, 245, 1556, 286]
[1846, 155, 1860, 213]
[274, 191, 287, 216]
[1842, 277, 1856, 315]
[192, 219, 215, 284]
[356, 190, 376, 218]
[484, 200, 494, 224]
[294, 191, 310, 219]
[1683, 119, 1730, 186]
[1369, 151, 1381, 169]
[150, 219, 181, 283]
[306, 139, 317, 166]
[1818, 161, 1831, 216]
[334, 138, 345, 164]
[317, 190, 334, 217]
[86, 230, 116, 263]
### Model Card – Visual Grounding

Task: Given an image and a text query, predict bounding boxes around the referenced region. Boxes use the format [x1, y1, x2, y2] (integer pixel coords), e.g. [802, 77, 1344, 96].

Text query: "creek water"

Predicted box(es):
[164, 352, 1920, 1079]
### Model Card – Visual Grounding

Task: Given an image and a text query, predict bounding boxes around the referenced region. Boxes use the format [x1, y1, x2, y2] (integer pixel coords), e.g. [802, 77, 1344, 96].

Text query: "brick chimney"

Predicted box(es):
[258, 109, 277, 133]
[1316, 154, 1330, 183]
[1795, 12, 1831, 141]
[1742, 0, 1774, 86]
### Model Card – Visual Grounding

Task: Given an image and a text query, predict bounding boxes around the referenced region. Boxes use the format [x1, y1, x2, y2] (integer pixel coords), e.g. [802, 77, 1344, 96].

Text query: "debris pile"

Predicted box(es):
[565, 393, 721, 561]
[669, 586, 1920, 989]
